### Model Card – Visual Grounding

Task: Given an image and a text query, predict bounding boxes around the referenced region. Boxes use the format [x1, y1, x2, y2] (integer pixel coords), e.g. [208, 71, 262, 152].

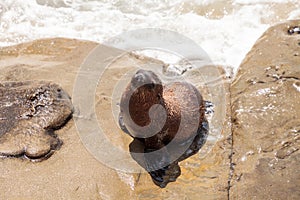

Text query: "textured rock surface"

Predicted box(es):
[230, 20, 300, 199]
[0, 38, 231, 199]
[0, 81, 73, 160]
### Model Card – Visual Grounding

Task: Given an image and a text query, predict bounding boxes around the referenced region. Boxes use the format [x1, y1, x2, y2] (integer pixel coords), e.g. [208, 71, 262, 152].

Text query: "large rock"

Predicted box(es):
[0, 81, 73, 160]
[0, 38, 231, 199]
[230, 20, 300, 199]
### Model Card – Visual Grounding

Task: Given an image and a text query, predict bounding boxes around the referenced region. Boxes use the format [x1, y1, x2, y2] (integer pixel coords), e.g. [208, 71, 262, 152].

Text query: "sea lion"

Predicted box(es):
[0, 81, 73, 161]
[119, 69, 209, 187]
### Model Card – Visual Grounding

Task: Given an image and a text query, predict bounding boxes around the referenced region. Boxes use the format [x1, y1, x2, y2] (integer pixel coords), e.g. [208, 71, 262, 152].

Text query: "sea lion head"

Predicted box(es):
[130, 69, 163, 93]
[120, 69, 165, 137]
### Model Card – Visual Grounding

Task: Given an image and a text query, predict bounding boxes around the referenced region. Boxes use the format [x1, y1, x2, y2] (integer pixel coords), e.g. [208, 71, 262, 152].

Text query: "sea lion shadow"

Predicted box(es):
[129, 119, 209, 188]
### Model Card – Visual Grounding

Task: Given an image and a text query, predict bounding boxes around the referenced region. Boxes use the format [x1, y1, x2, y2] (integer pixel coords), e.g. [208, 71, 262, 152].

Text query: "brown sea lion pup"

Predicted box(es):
[119, 69, 209, 187]
[119, 69, 206, 148]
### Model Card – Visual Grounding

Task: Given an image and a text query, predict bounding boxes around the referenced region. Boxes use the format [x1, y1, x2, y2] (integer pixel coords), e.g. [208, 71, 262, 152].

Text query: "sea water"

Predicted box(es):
[0, 0, 299, 72]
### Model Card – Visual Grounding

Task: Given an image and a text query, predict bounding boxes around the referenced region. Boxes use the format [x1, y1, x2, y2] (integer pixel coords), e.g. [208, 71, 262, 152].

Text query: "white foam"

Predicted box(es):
[289, 8, 300, 20]
[293, 83, 300, 92]
[0, 0, 299, 74]
[235, 0, 298, 4]
[257, 88, 271, 95]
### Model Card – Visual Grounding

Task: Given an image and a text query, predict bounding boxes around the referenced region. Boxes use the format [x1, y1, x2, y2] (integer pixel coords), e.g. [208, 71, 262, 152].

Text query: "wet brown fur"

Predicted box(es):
[120, 70, 205, 149]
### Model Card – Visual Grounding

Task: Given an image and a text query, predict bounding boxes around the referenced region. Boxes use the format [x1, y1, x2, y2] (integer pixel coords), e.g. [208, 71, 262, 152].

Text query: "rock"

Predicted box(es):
[0, 38, 231, 199]
[0, 81, 73, 160]
[0, 38, 135, 199]
[230, 20, 300, 199]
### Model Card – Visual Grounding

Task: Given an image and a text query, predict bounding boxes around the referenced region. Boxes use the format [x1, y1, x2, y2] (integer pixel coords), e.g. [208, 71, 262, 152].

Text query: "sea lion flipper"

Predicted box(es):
[118, 113, 130, 135]
[144, 147, 182, 188]
[144, 147, 170, 172]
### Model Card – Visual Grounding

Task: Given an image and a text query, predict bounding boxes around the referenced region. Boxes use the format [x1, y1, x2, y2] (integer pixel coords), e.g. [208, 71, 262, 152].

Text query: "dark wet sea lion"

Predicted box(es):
[0, 81, 73, 161]
[120, 69, 206, 147]
[119, 69, 209, 187]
